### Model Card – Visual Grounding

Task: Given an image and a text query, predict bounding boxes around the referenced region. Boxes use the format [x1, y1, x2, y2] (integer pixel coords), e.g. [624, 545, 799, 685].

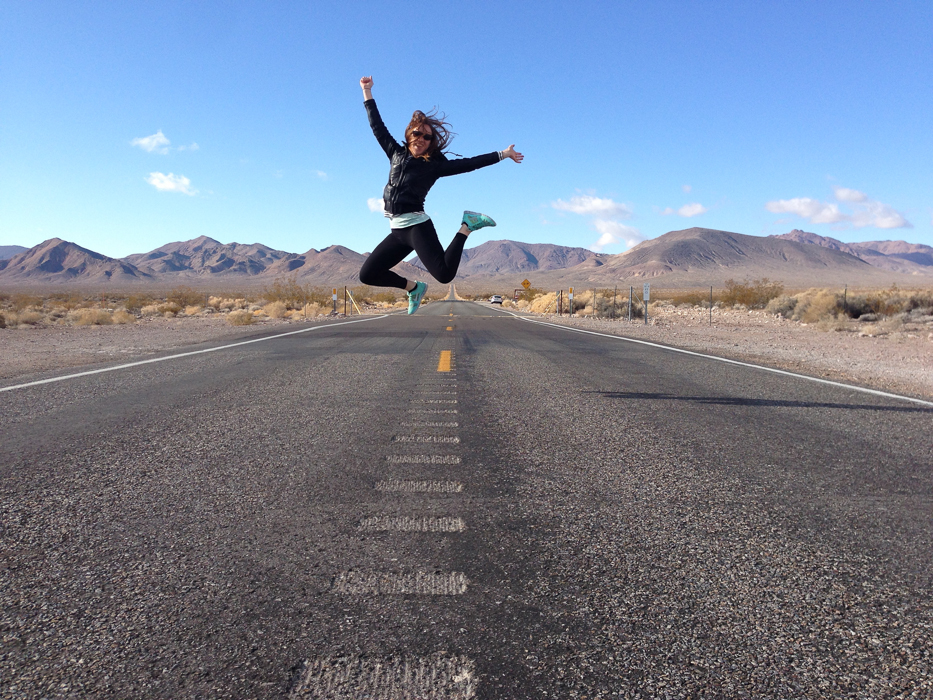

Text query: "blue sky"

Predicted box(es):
[2, 1, 931, 259]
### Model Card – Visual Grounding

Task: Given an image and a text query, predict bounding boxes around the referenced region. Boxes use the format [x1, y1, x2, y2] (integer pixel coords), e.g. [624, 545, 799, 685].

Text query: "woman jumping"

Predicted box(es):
[357, 76, 523, 314]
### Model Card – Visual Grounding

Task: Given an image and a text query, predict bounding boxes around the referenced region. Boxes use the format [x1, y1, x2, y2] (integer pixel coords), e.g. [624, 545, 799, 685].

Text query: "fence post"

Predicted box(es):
[344, 286, 347, 316]
[710, 286, 713, 326]
[628, 286, 632, 322]
[843, 284, 847, 316]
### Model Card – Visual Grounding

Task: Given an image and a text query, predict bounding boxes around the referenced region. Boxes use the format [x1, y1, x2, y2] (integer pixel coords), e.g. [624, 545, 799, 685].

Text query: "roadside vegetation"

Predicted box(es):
[0, 279, 409, 330]
[2, 279, 930, 334]
[482, 281, 933, 337]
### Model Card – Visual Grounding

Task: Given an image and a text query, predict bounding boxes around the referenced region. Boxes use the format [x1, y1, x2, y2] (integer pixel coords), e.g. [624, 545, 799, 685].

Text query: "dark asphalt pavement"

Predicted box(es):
[2, 301, 931, 698]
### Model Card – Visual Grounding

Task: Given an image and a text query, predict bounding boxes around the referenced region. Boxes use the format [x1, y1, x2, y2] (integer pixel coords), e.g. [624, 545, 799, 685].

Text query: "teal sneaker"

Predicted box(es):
[462, 211, 496, 232]
[407, 281, 428, 315]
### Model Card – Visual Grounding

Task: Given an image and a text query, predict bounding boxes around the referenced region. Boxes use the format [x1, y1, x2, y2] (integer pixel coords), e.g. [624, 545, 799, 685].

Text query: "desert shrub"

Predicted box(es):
[0, 312, 5, 328]
[303, 302, 327, 317]
[208, 296, 245, 311]
[844, 287, 933, 319]
[765, 295, 798, 318]
[793, 289, 842, 323]
[160, 302, 181, 316]
[721, 278, 785, 308]
[263, 277, 329, 308]
[124, 293, 154, 313]
[70, 308, 113, 326]
[11, 294, 42, 311]
[228, 309, 253, 325]
[659, 290, 712, 307]
[47, 292, 84, 310]
[841, 295, 875, 319]
[263, 301, 287, 318]
[10, 310, 44, 325]
[183, 305, 203, 316]
[168, 286, 205, 308]
[140, 304, 162, 317]
[529, 292, 558, 313]
[112, 310, 135, 324]
[351, 285, 399, 304]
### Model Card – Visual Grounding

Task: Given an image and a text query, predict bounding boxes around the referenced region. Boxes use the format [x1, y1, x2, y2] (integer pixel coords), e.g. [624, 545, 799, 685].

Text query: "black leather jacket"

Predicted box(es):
[365, 99, 500, 216]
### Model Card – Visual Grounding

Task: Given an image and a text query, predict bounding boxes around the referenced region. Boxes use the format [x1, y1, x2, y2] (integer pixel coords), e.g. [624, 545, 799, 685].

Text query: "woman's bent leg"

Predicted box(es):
[359, 230, 413, 289]
[406, 220, 467, 285]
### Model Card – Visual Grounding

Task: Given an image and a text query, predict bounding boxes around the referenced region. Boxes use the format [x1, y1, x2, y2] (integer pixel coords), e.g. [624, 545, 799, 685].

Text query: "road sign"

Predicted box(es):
[643, 283, 650, 301]
[569, 287, 574, 294]
[521, 279, 531, 289]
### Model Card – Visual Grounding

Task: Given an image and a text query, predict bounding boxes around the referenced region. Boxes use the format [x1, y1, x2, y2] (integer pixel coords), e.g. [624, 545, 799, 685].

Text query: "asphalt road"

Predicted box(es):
[1, 301, 931, 699]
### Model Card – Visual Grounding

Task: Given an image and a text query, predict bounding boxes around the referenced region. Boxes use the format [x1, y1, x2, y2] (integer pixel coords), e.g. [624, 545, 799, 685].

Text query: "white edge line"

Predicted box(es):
[0, 315, 388, 393]
[503, 311, 933, 408]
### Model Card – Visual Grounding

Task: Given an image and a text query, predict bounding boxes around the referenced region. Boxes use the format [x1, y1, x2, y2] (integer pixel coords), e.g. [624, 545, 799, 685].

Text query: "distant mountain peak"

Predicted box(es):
[411, 239, 600, 277]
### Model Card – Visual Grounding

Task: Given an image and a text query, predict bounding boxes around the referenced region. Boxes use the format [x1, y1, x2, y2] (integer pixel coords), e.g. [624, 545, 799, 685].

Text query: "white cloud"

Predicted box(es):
[367, 197, 385, 213]
[682, 184, 692, 193]
[132, 130, 171, 154]
[590, 220, 645, 251]
[766, 188, 911, 229]
[765, 197, 847, 224]
[551, 193, 641, 251]
[132, 131, 199, 154]
[145, 172, 197, 195]
[315, 170, 328, 180]
[661, 202, 707, 217]
[678, 203, 707, 217]
[850, 201, 911, 229]
[833, 186, 867, 203]
[551, 195, 632, 219]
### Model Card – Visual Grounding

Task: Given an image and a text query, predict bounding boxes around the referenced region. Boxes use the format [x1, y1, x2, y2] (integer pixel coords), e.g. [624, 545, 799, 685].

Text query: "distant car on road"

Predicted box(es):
[490, 295, 503, 305]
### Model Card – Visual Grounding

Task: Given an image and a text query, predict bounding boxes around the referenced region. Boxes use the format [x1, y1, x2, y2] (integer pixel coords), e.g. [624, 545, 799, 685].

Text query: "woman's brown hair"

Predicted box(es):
[404, 109, 455, 159]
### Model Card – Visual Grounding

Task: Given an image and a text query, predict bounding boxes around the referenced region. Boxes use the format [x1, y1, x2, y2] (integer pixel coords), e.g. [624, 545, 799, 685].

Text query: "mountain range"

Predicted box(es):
[0, 229, 930, 290]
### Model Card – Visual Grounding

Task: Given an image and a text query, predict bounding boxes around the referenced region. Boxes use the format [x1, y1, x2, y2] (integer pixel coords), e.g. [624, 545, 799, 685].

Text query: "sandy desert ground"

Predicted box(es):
[1, 305, 931, 401]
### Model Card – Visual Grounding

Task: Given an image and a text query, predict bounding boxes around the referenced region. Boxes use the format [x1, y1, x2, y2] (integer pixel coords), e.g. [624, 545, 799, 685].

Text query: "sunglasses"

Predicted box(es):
[410, 130, 434, 141]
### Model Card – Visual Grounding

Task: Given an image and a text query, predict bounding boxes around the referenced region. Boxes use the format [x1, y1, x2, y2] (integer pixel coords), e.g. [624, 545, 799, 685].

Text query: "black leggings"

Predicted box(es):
[359, 220, 467, 289]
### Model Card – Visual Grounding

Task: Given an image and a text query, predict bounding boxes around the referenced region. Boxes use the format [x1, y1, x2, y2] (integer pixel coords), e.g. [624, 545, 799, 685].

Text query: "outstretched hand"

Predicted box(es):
[360, 76, 373, 91]
[502, 145, 523, 163]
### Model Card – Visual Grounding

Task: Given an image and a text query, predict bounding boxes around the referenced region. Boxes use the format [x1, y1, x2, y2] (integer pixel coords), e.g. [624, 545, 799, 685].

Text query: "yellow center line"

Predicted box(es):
[446, 326, 453, 331]
[437, 350, 452, 372]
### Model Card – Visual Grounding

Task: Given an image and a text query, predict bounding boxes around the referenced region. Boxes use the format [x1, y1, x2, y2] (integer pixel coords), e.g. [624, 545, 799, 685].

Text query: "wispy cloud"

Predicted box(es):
[592, 220, 644, 251]
[832, 186, 867, 203]
[682, 184, 692, 193]
[367, 197, 384, 213]
[132, 131, 198, 154]
[765, 197, 847, 224]
[766, 187, 911, 229]
[132, 130, 171, 154]
[315, 170, 328, 180]
[850, 200, 911, 229]
[551, 193, 642, 251]
[145, 172, 197, 195]
[552, 195, 632, 219]
[661, 202, 707, 217]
